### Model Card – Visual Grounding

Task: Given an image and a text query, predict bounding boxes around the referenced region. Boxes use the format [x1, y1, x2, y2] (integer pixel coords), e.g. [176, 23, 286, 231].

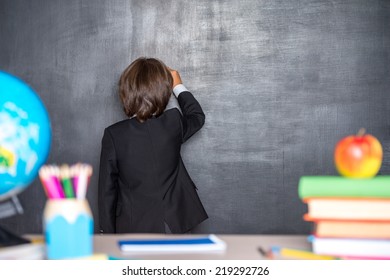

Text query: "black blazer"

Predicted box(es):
[98, 91, 208, 233]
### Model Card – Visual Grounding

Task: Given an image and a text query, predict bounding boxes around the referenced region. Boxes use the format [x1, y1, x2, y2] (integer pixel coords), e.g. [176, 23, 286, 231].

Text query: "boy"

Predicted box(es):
[98, 57, 208, 233]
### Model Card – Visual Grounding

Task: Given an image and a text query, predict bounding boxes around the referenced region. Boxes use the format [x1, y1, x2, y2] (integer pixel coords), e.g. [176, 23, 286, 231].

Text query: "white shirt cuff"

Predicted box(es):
[173, 84, 188, 98]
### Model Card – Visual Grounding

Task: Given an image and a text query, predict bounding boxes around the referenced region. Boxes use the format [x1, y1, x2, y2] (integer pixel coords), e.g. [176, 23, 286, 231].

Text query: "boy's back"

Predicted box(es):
[99, 89, 208, 233]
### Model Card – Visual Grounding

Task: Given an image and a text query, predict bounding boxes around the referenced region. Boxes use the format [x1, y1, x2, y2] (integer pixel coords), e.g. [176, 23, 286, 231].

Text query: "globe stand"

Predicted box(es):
[0, 196, 31, 247]
[0, 195, 24, 219]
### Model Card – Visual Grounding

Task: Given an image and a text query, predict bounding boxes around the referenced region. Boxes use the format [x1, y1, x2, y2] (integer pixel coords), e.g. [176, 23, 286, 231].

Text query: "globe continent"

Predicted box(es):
[0, 71, 51, 201]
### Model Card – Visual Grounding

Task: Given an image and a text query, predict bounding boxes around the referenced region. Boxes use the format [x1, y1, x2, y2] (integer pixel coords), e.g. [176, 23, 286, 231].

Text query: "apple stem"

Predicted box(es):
[357, 128, 366, 137]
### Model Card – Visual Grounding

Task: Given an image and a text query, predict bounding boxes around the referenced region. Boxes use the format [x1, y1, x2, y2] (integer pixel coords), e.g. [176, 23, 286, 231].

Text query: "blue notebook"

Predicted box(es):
[118, 234, 226, 253]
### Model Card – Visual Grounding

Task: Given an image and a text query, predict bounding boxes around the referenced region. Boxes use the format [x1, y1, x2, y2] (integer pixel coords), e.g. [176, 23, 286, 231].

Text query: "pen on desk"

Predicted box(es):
[257, 247, 267, 257]
[270, 246, 337, 260]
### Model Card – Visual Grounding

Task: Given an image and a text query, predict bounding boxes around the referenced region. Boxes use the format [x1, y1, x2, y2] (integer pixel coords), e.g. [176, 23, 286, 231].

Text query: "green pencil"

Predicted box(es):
[60, 164, 75, 198]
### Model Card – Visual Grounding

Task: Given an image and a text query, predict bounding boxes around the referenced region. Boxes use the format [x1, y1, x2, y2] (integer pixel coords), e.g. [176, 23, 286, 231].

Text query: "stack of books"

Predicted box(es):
[298, 176, 390, 259]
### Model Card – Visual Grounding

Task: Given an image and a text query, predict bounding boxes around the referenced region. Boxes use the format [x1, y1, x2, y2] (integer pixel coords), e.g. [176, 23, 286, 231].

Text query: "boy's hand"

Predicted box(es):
[168, 68, 183, 89]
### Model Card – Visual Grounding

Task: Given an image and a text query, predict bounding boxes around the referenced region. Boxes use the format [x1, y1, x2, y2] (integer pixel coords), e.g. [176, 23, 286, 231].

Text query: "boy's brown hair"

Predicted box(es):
[119, 57, 173, 122]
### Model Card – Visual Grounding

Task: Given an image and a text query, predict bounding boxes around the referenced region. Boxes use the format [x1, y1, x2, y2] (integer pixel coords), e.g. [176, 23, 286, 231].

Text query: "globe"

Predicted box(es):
[0, 71, 51, 201]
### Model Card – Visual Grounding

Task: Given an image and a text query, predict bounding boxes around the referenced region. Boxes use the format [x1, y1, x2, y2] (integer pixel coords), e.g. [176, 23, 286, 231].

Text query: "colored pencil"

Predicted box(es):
[269, 246, 337, 260]
[70, 163, 80, 196]
[39, 163, 92, 200]
[76, 164, 92, 199]
[60, 164, 75, 198]
[49, 165, 65, 199]
[39, 166, 64, 199]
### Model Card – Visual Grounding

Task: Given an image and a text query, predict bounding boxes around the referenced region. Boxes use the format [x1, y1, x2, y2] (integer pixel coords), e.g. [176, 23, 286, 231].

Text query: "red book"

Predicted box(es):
[304, 216, 390, 239]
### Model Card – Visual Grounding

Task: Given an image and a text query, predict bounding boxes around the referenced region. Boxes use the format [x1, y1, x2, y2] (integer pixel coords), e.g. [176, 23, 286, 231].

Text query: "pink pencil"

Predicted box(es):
[39, 166, 64, 199]
[70, 163, 80, 197]
[49, 165, 65, 199]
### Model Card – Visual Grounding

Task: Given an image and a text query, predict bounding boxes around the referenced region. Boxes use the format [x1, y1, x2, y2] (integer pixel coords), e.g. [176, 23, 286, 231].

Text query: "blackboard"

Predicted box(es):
[0, 0, 389, 234]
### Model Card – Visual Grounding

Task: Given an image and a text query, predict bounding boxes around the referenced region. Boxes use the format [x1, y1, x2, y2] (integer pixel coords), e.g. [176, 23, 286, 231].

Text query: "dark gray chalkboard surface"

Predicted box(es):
[0, 0, 389, 234]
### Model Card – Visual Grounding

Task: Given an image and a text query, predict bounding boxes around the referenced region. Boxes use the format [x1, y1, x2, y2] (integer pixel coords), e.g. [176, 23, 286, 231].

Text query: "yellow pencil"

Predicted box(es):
[270, 246, 337, 260]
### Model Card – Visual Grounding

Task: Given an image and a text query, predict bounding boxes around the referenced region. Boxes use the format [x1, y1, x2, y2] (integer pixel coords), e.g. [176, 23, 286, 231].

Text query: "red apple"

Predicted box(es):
[334, 129, 383, 178]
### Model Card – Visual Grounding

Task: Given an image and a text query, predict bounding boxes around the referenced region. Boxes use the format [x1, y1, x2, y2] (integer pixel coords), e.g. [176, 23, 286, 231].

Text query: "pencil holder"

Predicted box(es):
[43, 199, 93, 259]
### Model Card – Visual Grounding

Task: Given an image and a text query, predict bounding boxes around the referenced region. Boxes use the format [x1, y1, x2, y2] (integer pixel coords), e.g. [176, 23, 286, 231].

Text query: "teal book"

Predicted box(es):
[298, 176, 390, 199]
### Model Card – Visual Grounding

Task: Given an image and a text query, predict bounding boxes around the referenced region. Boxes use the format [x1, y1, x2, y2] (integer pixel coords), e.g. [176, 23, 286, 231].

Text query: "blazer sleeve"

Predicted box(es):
[98, 128, 119, 233]
[177, 91, 205, 143]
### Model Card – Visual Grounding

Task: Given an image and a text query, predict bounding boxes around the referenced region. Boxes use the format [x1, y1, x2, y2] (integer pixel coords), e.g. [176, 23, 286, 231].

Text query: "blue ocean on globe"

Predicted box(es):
[0, 71, 51, 201]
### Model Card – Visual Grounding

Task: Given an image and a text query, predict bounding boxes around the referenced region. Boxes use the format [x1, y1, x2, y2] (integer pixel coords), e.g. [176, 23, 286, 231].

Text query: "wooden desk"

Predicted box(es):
[94, 234, 310, 260]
